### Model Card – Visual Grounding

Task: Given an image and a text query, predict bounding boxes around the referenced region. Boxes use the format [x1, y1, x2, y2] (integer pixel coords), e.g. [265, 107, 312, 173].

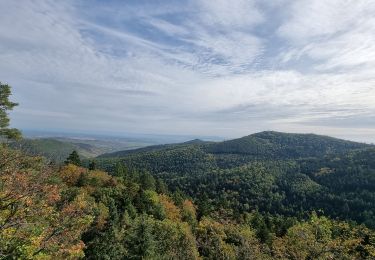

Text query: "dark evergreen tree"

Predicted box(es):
[172, 189, 185, 207]
[125, 215, 157, 259]
[139, 171, 156, 191]
[88, 160, 97, 170]
[197, 193, 211, 219]
[115, 162, 125, 176]
[155, 178, 168, 194]
[0, 82, 21, 140]
[64, 150, 81, 166]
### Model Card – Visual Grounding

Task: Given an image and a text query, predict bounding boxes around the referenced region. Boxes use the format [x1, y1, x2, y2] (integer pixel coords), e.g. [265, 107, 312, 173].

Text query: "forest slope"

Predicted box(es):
[96, 132, 375, 228]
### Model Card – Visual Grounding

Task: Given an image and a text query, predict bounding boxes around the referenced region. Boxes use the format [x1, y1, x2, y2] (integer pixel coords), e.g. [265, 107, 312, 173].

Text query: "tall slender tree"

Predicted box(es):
[0, 82, 21, 140]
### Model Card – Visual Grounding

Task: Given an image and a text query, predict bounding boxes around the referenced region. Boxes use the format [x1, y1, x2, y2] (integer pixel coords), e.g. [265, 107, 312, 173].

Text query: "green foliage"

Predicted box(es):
[12, 138, 81, 163]
[10, 137, 131, 163]
[205, 131, 368, 158]
[196, 217, 267, 259]
[2, 144, 375, 259]
[139, 171, 156, 191]
[89, 160, 97, 170]
[125, 215, 158, 259]
[65, 150, 82, 166]
[0, 146, 94, 258]
[272, 212, 375, 259]
[96, 132, 375, 229]
[0, 82, 21, 140]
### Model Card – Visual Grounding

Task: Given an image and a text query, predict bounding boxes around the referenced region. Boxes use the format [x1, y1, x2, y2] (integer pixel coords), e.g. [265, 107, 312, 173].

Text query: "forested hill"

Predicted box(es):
[100, 131, 370, 159]
[98, 139, 213, 158]
[205, 131, 370, 157]
[95, 131, 375, 229]
[3, 141, 375, 259]
[10, 138, 100, 162]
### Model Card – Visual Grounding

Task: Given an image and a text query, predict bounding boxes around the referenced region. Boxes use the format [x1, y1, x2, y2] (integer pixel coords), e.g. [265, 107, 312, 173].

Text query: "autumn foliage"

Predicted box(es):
[2, 145, 375, 259]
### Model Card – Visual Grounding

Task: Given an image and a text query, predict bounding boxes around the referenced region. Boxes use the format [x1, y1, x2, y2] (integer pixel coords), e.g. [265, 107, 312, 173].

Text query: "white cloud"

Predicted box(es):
[195, 0, 264, 28]
[278, 0, 375, 71]
[0, 0, 374, 141]
[278, 0, 364, 42]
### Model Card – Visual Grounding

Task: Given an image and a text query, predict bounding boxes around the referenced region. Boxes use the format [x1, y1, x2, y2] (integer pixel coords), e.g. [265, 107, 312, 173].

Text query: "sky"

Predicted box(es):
[1, 0, 375, 142]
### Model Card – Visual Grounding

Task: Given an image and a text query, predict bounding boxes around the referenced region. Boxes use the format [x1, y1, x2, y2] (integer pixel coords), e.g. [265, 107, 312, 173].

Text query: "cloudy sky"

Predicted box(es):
[1, 0, 375, 142]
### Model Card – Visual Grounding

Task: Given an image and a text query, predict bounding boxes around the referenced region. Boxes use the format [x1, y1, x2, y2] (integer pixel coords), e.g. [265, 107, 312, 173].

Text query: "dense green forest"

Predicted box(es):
[4, 145, 375, 259]
[2, 83, 375, 259]
[96, 131, 375, 228]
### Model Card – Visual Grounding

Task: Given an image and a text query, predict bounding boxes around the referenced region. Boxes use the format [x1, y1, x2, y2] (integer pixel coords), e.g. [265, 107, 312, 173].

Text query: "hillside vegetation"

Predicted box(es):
[10, 138, 98, 162]
[97, 131, 375, 228]
[2, 145, 375, 259]
[205, 131, 368, 158]
[10, 136, 157, 163]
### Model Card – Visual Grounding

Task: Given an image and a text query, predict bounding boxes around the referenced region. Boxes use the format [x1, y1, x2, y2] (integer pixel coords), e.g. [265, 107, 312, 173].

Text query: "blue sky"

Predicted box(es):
[1, 0, 375, 142]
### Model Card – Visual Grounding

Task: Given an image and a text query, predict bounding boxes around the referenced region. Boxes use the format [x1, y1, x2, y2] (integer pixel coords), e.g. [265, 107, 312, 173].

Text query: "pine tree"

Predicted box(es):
[156, 178, 168, 194]
[64, 150, 81, 166]
[140, 171, 156, 191]
[197, 193, 211, 219]
[0, 82, 21, 140]
[88, 160, 97, 170]
[125, 215, 157, 259]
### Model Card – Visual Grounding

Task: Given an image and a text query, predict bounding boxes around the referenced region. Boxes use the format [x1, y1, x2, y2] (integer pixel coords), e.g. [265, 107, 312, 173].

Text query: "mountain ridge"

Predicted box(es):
[99, 131, 371, 159]
[93, 131, 375, 229]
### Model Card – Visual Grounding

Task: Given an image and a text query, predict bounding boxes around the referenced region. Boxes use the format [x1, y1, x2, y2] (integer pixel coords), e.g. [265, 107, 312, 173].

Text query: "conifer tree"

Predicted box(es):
[88, 160, 97, 170]
[125, 215, 157, 258]
[0, 82, 21, 140]
[64, 150, 81, 166]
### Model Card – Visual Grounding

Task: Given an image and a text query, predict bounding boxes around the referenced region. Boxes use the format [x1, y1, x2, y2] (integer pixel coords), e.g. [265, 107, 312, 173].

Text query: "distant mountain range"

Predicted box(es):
[13, 130, 222, 162]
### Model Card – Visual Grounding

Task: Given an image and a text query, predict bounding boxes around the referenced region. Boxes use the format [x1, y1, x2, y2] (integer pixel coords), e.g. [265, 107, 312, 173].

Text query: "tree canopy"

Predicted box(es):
[65, 150, 82, 166]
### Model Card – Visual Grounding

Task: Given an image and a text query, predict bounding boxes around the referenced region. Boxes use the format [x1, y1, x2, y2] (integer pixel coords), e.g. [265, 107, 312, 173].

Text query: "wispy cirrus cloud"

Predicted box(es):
[0, 0, 375, 142]
[278, 0, 375, 71]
